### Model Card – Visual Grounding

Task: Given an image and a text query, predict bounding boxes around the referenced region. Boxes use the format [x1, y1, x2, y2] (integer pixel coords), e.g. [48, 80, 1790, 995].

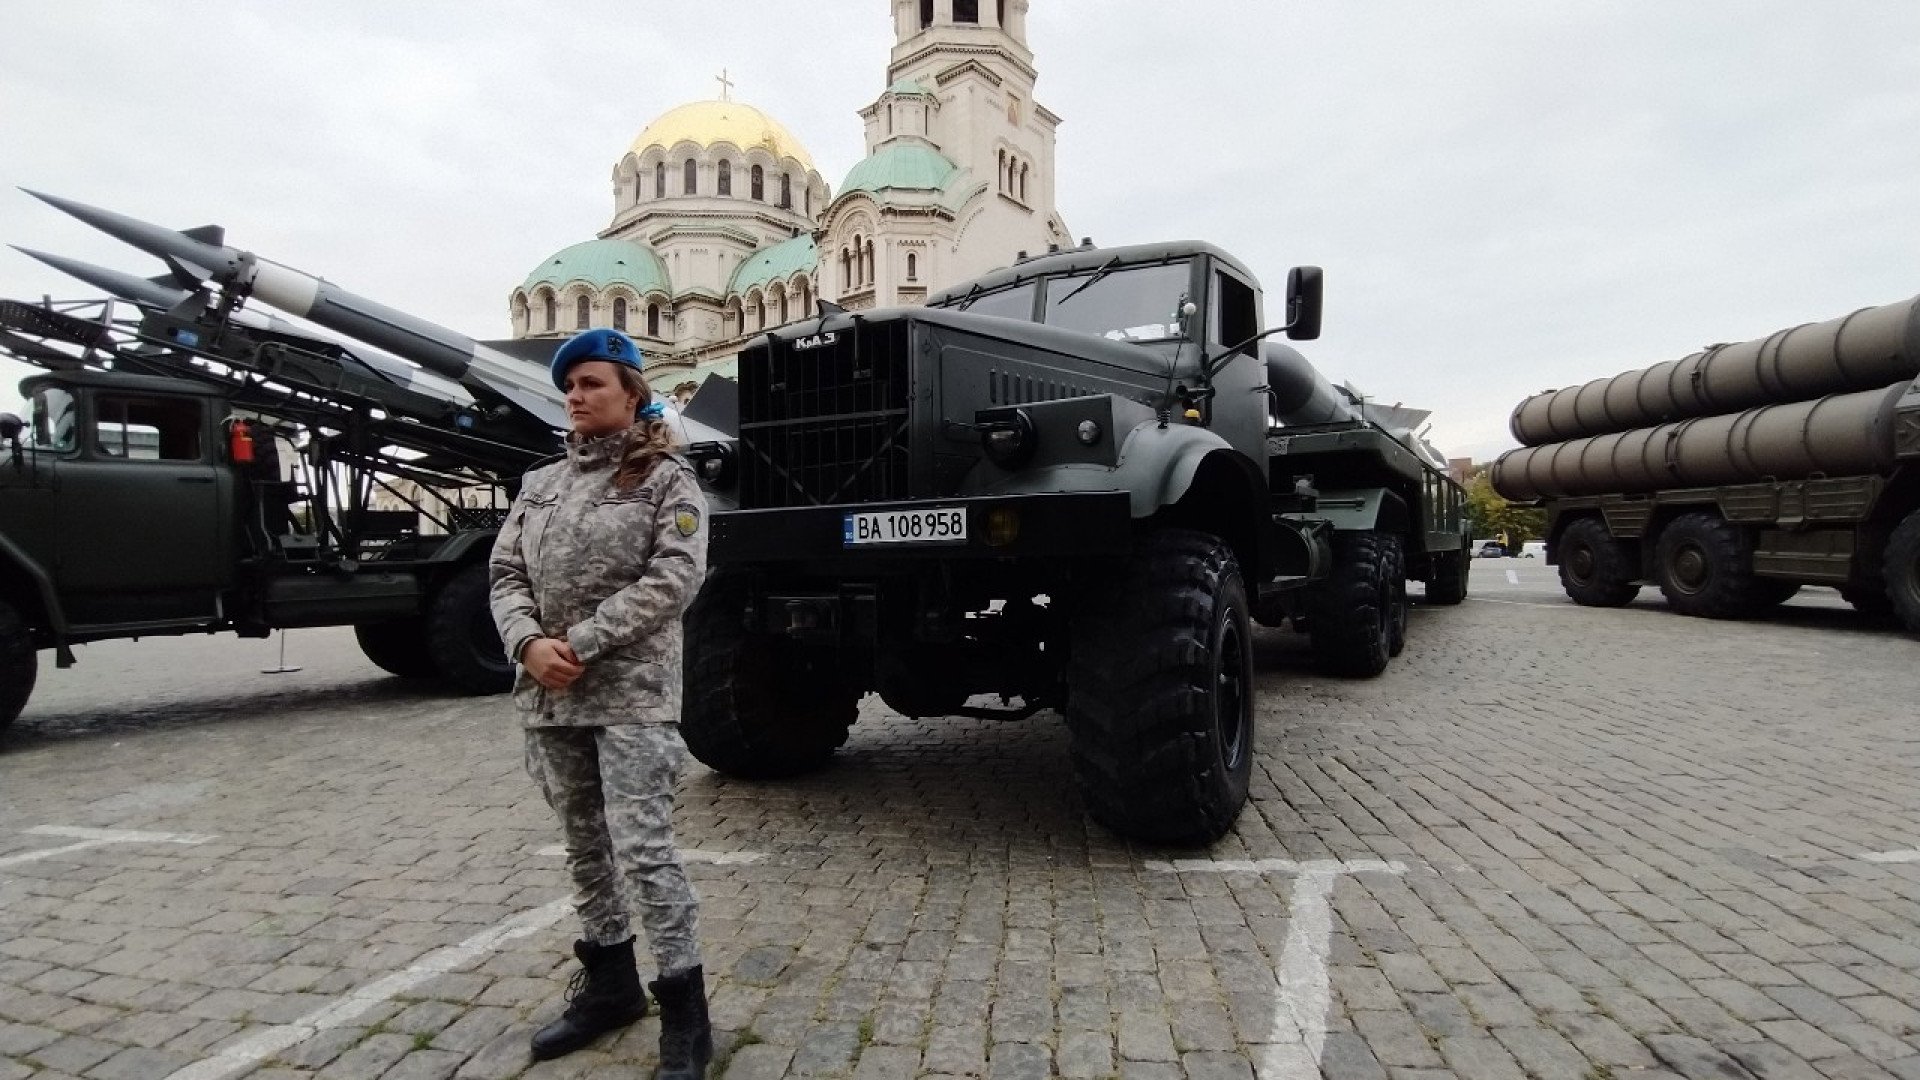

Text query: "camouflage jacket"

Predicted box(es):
[488, 429, 708, 727]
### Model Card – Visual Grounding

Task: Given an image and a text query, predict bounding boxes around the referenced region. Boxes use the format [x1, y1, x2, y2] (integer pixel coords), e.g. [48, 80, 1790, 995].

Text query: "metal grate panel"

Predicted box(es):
[739, 322, 913, 508]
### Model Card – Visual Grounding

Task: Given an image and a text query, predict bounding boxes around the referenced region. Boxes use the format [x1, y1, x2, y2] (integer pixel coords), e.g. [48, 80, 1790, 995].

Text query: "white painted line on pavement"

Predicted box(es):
[1148, 857, 1407, 1079]
[539, 843, 768, 865]
[165, 897, 574, 1080]
[0, 825, 215, 869]
[1859, 849, 1920, 863]
[1505, 568, 1520, 585]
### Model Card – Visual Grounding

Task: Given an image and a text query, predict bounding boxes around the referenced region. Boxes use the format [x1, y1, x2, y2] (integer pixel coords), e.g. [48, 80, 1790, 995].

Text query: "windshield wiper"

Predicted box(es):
[954, 282, 984, 311]
[1052, 257, 1120, 306]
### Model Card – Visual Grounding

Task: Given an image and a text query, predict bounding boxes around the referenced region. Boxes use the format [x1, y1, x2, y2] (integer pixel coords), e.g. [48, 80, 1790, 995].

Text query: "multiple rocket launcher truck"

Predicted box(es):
[0, 194, 1473, 846]
[1491, 293, 1920, 632]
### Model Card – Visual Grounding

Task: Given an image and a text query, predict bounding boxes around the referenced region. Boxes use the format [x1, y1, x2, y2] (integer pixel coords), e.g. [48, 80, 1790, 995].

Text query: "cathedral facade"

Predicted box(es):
[508, 0, 1071, 391]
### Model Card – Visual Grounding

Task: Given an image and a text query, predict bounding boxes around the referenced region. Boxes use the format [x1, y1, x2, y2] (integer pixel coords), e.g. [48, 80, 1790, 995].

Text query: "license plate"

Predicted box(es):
[843, 507, 968, 545]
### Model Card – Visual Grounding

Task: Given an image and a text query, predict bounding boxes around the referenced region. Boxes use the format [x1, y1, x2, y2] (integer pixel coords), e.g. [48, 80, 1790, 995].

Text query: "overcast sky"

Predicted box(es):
[3, 1, 1917, 461]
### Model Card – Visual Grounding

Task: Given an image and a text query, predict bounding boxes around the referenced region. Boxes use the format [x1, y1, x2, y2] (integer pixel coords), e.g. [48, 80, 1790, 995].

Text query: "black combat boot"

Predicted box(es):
[530, 938, 648, 1061]
[648, 965, 713, 1080]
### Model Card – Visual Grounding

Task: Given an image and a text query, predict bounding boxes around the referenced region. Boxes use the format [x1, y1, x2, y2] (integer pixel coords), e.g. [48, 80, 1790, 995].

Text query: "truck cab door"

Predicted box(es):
[53, 391, 233, 626]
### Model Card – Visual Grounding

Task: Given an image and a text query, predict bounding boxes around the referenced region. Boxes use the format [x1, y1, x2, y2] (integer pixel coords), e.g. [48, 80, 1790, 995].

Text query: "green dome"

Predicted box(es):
[838, 143, 958, 197]
[887, 78, 932, 97]
[729, 234, 817, 295]
[522, 239, 669, 294]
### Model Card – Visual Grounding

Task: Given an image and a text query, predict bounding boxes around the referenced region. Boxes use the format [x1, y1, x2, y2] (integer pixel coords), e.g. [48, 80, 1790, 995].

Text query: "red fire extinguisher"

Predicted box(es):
[229, 420, 256, 464]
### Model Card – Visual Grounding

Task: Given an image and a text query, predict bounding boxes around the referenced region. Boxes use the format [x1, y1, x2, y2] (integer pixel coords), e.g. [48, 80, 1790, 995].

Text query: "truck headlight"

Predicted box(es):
[978, 408, 1036, 469]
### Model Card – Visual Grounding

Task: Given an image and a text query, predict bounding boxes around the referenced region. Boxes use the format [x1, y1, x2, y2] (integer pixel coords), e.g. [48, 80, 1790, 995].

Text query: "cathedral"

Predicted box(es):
[508, 0, 1071, 392]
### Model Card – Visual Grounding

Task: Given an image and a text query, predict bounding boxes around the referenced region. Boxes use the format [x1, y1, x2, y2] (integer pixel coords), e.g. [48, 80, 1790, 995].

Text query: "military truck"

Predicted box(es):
[0, 296, 552, 736]
[682, 241, 1470, 845]
[1490, 291, 1920, 633]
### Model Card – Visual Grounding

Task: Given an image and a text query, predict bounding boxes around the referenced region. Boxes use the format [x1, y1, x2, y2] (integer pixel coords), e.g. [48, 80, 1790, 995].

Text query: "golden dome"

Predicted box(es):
[631, 100, 815, 171]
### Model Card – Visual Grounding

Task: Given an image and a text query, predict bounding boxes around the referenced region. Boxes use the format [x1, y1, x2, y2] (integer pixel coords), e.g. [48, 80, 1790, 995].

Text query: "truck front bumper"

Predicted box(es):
[711, 491, 1132, 565]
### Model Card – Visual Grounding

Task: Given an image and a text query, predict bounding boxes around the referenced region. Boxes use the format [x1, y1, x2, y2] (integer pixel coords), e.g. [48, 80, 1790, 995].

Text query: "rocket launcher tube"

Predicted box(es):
[1510, 292, 1920, 446]
[1490, 378, 1912, 501]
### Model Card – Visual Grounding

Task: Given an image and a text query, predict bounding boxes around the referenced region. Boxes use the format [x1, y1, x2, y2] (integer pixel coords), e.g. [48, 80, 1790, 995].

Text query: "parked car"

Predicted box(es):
[1520, 541, 1546, 559]
[1475, 540, 1507, 558]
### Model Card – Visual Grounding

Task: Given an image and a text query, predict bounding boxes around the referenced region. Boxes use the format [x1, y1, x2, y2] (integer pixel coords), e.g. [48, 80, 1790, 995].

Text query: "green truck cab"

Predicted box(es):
[683, 241, 1470, 845]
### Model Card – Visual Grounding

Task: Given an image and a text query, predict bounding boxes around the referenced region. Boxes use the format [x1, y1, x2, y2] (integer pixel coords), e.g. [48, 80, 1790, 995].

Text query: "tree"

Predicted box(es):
[1464, 468, 1545, 547]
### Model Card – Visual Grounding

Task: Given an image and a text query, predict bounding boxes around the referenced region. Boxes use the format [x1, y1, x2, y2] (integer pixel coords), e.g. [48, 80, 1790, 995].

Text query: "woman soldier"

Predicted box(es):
[489, 327, 712, 1077]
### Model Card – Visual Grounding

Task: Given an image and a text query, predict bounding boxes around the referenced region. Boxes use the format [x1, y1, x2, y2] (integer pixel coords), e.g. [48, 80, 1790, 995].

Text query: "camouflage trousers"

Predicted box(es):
[523, 724, 702, 976]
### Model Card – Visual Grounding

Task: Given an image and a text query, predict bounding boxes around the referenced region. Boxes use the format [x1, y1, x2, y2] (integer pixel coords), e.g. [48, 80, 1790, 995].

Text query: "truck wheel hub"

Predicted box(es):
[1671, 545, 1710, 592]
[1214, 614, 1248, 770]
[1567, 545, 1595, 581]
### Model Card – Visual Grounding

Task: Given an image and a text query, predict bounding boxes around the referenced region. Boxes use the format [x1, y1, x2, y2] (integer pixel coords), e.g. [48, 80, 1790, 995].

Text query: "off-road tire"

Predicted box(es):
[1423, 547, 1469, 606]
[1885, 508, 1920, 635]
[0, 599, 35, 733]
[1558, 517, 1640, 607]
[425, 562, 514, 694]
[1654, 512, 1778, 619]
[682, 572, 861, 779]
[1065, 529, 1254, 847]
[354, 617, 439, 679]
[1309, 530, 1400, 677]
[1386, 538, 1409, 658]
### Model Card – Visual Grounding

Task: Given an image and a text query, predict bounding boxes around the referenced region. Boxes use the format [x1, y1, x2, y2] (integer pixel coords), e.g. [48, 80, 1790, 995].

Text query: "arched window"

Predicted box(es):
[778, 293, 789, 324]
[717, 160, 732, 196]
[919, 0, 933, 28]
[683, 158, 697, 194]
[865, 240, 875, 286]
[804, 184, 811, 215]
[840, 248, 850, 291]
[613, 297, 628, 331]
[955, 0, 978, 23]
[780, 173, 792, 208]
[998, 149, 1006, 191]
[1019, 163, 1029, 201]
[575, 295, 591, 330]
[750, 164, 765, 201]
[654, 162, 666, 198]
[543, 295, 557, 332]
[646, 303, 660, 338]
[906, 252, 918, 282]
[998, 0, 1007, 25]
[632, 175, 642, 204]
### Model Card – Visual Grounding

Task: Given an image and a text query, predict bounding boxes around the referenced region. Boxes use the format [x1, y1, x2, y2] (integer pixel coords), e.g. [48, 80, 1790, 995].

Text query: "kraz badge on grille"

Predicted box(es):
[793, 332, 838, 351]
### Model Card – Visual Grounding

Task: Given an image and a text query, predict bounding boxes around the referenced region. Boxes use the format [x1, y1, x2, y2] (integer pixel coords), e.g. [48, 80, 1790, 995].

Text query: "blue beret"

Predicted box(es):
[551, 328, 645, 390]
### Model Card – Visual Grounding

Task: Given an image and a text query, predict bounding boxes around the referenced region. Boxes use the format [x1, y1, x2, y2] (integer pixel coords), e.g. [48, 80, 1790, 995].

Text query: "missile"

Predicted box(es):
[11, 245, 472, 406]
[22, 190, 734, 445]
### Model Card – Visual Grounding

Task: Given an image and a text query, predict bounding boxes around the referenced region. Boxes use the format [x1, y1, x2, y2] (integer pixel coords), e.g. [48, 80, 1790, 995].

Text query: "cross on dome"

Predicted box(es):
[715, 69, 735, 102]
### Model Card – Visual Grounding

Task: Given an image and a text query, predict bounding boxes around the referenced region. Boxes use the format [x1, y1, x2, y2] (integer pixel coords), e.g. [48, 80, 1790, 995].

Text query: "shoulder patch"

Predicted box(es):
[672, 501, 702, 537]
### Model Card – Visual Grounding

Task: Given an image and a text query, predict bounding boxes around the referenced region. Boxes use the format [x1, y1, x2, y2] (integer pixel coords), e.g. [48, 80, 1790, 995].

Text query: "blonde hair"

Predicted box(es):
[612, 365, 678, 491]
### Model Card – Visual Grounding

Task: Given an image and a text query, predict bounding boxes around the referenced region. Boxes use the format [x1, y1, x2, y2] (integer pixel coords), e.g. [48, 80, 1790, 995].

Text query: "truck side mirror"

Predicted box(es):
[1284, 266, 1323, 341]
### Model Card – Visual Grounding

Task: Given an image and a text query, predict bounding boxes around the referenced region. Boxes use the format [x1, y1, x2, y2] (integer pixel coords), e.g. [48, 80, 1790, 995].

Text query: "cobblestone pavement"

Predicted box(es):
[3, 560, 1918, 1080]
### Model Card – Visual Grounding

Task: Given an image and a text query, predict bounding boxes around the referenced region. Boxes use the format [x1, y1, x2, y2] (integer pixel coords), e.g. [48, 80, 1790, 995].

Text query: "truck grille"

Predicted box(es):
[738, 322, 912, 508]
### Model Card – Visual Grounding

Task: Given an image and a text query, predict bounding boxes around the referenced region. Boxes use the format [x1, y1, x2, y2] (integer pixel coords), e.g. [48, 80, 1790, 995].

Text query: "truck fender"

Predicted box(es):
[0, 531, 75, 667]
[962, 419, 1256, 519]
[425, 529, 500, 568]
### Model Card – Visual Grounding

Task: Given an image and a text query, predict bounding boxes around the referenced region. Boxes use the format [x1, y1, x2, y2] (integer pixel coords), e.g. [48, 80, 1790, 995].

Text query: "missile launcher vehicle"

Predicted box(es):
[1491, 292, 1920, 632]
[0, 192, 730, 736]
[681, 240, 1472, 845]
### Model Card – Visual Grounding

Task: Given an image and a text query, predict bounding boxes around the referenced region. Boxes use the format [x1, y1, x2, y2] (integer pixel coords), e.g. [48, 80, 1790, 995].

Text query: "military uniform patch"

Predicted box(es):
[673, 502, 701, 537]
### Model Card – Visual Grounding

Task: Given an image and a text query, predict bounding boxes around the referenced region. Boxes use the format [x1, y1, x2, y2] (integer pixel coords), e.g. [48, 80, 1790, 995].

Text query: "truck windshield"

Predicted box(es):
[953, 284, 1038, 320]
[1043, 261, 1193, 343]
[30, 387, 76, 451]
